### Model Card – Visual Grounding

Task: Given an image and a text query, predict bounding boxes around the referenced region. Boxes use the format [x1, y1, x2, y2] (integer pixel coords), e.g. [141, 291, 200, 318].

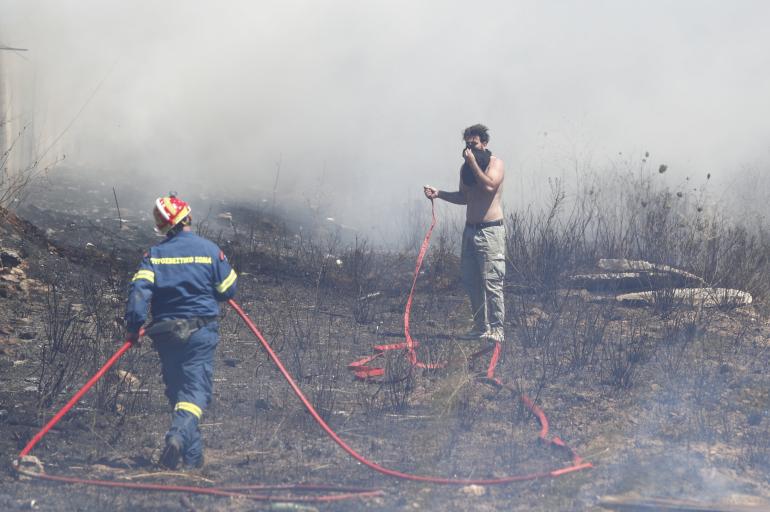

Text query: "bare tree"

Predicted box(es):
[0, 44, 46, 218]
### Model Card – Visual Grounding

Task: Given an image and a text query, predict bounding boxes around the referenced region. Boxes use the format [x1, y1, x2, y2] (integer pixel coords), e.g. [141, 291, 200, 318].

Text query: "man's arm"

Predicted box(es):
[464, 150, 504, 193]
[423, 174, 467, 205]
[124, 253, 155, 340]
[213, 249, 237, 301]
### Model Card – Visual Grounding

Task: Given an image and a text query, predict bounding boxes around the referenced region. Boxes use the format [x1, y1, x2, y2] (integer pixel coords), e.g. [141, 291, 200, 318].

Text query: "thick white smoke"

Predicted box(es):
[2, 0, 770, 239]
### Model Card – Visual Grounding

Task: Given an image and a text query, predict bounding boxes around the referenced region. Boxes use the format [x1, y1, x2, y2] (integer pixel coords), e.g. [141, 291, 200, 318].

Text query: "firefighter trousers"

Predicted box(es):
[154, 320, 219, 466]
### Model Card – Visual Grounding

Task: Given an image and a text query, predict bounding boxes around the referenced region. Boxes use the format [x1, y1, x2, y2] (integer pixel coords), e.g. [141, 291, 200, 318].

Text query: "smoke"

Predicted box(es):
[3, 0, 770, 239]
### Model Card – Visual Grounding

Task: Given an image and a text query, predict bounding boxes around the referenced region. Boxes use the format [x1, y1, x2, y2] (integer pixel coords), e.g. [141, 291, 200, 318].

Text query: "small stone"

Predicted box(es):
[115, 370, 141, 388]
[14, 455, 45, 479]
[461, 484, 486, 496]
[0, 248, 22, 267]
[0, 274, 20, 283]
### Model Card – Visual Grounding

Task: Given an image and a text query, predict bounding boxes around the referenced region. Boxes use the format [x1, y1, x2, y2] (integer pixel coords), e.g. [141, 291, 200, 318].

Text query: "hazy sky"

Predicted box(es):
[3, 0, 770, 235]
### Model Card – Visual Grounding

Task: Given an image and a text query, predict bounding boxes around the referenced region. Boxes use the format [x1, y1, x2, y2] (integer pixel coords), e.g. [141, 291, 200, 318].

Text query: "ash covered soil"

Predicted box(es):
[1, 167, 770, 511]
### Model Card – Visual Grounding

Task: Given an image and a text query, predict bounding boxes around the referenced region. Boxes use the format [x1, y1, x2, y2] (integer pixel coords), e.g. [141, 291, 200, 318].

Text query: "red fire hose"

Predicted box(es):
[14, 328, 379, 503]
[18, 338, 135, 460]
[230, 299, 591, 484]
[347, 200, 591, 477]
[14, 201, 591, 502]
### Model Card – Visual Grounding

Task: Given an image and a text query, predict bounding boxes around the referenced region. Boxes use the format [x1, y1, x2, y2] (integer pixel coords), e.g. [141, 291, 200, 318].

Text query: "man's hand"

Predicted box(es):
[463, 148, 478, 166]
[423, 185, 439, 200]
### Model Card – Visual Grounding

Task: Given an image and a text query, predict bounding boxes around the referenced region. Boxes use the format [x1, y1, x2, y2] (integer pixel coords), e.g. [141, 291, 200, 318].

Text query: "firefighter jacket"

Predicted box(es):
[125, 231, 237, 332]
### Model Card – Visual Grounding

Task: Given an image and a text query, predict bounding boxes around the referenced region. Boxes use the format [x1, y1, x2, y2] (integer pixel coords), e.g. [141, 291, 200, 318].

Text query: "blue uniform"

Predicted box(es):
[125, 230, 236, 467]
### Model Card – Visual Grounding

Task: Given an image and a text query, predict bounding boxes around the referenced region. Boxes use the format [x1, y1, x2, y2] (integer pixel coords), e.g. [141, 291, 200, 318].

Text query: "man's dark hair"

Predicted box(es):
[463, 123, 490, 144]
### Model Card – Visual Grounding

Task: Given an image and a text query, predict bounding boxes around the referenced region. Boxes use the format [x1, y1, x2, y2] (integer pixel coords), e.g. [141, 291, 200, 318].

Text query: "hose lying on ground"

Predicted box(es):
[14, 201, 591, 501]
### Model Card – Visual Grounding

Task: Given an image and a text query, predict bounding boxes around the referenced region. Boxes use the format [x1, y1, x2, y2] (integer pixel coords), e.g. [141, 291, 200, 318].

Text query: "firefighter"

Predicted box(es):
[124, 195, 237, 469]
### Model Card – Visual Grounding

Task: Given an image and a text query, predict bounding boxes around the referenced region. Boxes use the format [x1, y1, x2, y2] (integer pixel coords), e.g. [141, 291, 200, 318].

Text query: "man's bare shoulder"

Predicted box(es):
[490, 155, 504, 170]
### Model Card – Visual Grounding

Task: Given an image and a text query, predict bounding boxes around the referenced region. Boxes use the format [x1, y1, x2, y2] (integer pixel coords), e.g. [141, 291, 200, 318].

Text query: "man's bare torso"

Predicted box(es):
[461, 155, 504, 224]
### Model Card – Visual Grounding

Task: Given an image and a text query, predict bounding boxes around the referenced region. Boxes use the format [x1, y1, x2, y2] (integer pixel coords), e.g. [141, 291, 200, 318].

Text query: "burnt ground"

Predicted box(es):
[1, 167, 770, 511]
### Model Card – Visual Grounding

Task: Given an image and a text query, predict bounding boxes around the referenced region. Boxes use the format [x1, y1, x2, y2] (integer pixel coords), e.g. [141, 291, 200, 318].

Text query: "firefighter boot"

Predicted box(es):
[167, 408, 204, 468]
[159, 434, 183, 470]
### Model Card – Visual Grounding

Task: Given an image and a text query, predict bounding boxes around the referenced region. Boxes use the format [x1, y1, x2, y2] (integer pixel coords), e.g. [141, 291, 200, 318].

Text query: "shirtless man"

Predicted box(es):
[423, 123, 506, 342]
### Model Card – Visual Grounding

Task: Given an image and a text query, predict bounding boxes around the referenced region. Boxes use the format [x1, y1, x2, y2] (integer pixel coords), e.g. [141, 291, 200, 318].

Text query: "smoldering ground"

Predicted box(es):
[5, 166, 770, 510]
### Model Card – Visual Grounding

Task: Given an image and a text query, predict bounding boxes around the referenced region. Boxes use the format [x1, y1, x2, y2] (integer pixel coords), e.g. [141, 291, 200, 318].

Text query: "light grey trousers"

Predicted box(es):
[460, 223, 506, 334]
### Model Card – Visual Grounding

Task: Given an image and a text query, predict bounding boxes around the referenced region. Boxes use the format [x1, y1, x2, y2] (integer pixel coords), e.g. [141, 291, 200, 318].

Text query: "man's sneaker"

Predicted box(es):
[458, 327, 489, 340]
[159, 435, 183, 470]
[482, 328, 505, 343]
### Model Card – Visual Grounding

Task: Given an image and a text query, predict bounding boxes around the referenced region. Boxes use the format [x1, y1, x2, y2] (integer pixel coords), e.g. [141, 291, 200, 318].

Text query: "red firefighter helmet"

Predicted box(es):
[153, 195, 191, 234]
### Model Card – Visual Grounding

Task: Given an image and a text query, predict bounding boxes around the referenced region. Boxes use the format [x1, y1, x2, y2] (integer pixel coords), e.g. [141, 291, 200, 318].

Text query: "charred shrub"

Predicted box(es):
[38, 267, 146, 425]
[342, 237, 382, 324]
[384, 351, 415, 412]
[649, 287, 680, 318]
[655, 310, 700, 376]
[307, 314, 345, 423]
[357, 352, 415, 416]
[515, 298, 559, 350]
[426, 220, 460, 284]
[506, 179, 594, 292]
[567, 301, 611, 371]
[0, 124, 53, 215]
[600, 319, 650, 389]
[38, 282, 92, 409]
